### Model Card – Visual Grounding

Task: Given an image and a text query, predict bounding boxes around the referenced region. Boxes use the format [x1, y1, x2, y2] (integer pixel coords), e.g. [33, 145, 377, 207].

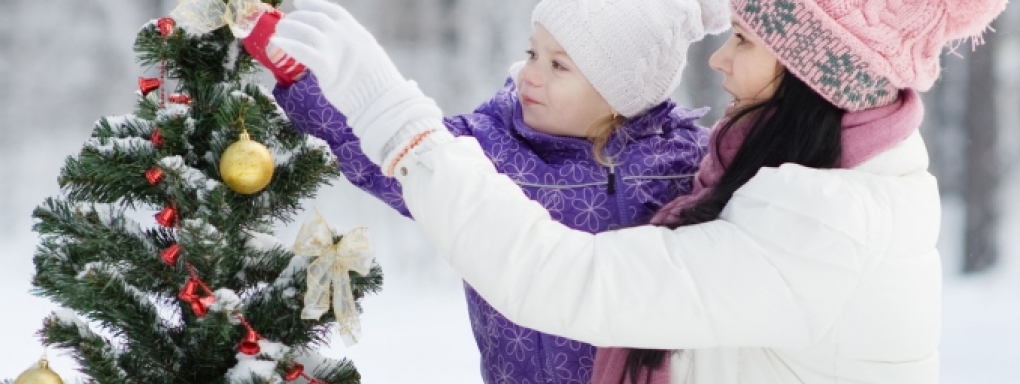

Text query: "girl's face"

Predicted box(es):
[709, 21, 784, 115]
[518, 24, 614, 137]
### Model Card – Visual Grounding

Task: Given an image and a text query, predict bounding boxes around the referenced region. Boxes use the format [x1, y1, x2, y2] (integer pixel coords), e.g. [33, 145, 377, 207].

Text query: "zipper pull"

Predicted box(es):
[607, 165, 616, 195]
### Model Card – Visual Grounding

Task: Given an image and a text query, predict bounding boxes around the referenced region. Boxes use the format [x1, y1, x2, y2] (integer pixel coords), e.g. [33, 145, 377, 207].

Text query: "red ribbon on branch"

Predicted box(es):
[145, 167, 165, 185]
[178, 265, 215, 317]
[235, 314, 262, 355]
[155, 205, 178, 227]
[151, 127, 165, 147]
[284, 364, 329, 384]
[138, 77, 162, 97]
[168, 93, 192, 105]
[157, 17, 175, 37]
[159, 243, 181, 266]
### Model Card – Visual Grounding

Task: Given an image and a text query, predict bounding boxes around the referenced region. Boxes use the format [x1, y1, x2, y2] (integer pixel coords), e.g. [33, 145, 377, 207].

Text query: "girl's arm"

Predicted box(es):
[274, 74, 412, 217]
[273, 73, 512, 217]
[388, 134, 919, 350]
[242, 2, 413, 216]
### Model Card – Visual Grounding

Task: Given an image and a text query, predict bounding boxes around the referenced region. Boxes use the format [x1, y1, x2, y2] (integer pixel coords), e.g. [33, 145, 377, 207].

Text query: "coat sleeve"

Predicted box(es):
[394, 136, 878, 350]
[274, 73, 411, 216]
[273, 74, 518, 216]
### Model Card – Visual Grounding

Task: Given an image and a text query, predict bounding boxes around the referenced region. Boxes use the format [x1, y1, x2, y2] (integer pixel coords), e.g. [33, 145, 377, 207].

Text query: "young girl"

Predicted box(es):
[245, 0, 728, 382]
[272, 0, 1008, 382]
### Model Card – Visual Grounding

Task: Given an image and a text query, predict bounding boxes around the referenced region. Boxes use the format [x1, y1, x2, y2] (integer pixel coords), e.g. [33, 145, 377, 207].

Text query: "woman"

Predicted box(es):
[271, 0, 1008, 382]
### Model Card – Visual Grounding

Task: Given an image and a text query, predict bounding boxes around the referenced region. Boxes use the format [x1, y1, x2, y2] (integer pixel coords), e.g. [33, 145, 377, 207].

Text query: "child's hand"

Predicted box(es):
[272, 0, 403, 120]
[240, 7, 307, 86]
[272, 0, 443, 166]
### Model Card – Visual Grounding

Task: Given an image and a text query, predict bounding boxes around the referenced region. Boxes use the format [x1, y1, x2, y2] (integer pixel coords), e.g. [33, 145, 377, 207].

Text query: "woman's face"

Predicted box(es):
[517, 24, 614, 137]
[709, 21, 784, 115]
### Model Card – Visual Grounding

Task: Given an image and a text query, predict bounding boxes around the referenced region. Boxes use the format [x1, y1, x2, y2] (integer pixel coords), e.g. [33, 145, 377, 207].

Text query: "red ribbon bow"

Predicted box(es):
[178, 274, 215, 318]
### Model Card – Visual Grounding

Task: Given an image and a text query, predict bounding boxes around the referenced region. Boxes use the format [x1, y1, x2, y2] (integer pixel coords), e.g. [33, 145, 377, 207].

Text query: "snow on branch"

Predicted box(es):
[72, 202, 157, 254]
[84, 137, 155, 157]
[159, 155, 222, 200]
[98, 113, 153, 135]
[226, 340, 292, 383]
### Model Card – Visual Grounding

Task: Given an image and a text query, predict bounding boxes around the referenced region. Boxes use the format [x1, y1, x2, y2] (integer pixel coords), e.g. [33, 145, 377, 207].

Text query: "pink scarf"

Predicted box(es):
[596, 90, 924, 384]
[649, 90, 923, 226]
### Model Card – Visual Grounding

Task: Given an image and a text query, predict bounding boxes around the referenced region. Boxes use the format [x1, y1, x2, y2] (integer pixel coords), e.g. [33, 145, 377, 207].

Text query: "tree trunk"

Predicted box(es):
[963, 25, 1001, 273]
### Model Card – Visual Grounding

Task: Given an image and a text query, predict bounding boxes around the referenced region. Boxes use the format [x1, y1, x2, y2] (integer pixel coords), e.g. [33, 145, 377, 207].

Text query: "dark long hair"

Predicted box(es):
[621, 69, 846, 383]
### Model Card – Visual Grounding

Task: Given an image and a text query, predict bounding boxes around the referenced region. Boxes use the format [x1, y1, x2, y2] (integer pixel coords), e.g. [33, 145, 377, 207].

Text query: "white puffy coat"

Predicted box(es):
[391, 129, 942, 384]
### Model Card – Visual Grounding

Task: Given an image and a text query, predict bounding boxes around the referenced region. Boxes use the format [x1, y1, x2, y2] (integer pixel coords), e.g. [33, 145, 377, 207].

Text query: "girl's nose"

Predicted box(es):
[521, 62, 542, 87]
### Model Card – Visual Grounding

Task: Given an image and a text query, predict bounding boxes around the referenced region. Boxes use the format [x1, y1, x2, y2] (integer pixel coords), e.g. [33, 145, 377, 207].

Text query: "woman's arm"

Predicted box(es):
[392, 134, 874, 350]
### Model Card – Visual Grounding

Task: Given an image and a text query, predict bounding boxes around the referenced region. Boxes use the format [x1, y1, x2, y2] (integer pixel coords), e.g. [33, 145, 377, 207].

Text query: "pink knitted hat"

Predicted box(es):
[731, 0, 1008, 111]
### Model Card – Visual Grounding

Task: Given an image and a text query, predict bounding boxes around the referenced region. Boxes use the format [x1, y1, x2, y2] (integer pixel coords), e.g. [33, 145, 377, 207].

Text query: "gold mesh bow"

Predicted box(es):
[170, 0, 265, 36]
[292, 212, 373, 345]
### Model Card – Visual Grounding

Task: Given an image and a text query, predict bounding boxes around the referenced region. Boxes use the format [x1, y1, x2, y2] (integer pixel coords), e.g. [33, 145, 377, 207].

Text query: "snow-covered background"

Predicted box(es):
[2, 0, 1018, 383]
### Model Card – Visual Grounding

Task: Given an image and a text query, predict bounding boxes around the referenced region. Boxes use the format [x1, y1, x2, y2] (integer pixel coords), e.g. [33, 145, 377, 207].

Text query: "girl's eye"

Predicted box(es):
[734, 33, 748, 44]
[552, 60, 567, 71]
[526, 50, 537, 60]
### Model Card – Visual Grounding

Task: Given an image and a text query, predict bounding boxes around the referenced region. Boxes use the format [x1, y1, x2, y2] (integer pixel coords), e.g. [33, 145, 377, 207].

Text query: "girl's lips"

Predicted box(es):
[522, 95, 541, 106]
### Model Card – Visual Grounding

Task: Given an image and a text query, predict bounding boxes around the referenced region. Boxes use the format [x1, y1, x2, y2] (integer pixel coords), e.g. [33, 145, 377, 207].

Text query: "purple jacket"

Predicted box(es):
[275, 74, 708, 384]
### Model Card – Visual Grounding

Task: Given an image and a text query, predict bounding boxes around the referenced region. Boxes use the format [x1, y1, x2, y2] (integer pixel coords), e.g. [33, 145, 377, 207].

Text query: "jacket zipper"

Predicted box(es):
[608, 163, 627, 228]
[607, 164, 616, 195]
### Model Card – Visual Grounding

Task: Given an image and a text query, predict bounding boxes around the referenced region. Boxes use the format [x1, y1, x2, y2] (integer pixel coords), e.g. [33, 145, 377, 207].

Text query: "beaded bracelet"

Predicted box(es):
[386, 129, 437, 177]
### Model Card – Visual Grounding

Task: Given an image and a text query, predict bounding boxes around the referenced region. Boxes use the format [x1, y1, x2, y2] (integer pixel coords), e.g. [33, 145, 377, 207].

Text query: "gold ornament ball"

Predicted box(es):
[14, 358, 64, 384]
[219, 133, 275, 194]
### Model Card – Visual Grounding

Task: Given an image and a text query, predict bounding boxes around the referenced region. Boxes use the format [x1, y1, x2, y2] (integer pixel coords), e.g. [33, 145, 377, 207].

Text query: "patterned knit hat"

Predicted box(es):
[532, 0, 730, 118]
[732, 0, 1008, 112]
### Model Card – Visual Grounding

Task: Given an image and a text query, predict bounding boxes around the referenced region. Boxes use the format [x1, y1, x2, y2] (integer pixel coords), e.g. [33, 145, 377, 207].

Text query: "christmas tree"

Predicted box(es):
[26, 2, 382, 382]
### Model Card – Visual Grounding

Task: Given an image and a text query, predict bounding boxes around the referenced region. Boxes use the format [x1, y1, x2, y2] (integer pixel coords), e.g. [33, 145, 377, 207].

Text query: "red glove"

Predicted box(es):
[242, 8, 307, 86]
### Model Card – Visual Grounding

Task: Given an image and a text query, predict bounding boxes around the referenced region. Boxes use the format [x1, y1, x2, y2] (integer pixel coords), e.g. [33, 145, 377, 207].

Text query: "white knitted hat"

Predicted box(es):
[532, 0, 730, 117]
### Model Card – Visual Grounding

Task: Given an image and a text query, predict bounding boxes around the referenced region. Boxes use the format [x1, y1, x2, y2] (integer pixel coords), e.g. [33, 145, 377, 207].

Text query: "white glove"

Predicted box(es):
[271, 0, 443, 166]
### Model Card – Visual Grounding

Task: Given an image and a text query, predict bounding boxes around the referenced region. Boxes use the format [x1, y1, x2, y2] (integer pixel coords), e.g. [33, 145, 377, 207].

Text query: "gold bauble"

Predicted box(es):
[14, 357, 64, 384]
[219, 132, 275, 194]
